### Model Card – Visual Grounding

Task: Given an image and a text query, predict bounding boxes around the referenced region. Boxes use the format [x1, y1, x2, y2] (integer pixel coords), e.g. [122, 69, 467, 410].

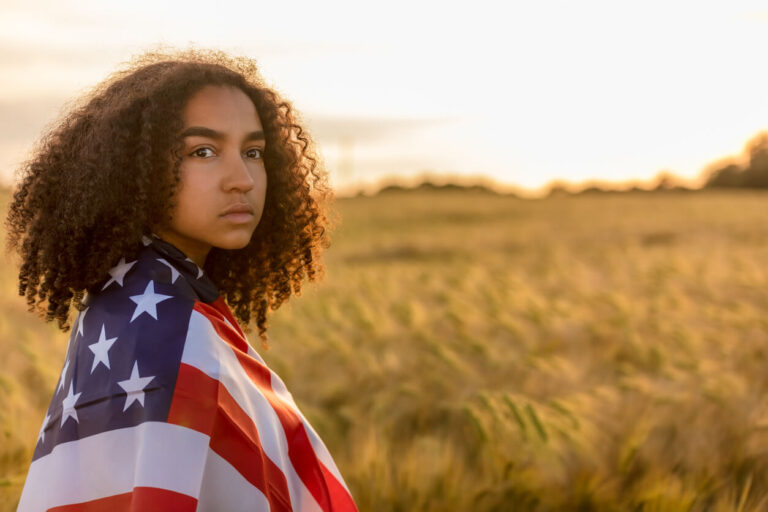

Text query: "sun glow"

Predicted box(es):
[2, 0, 768, 195]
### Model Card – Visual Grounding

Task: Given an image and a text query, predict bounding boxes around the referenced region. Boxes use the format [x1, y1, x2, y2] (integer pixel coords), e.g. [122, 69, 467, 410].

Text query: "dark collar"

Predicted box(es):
[145, 233, 220, 303]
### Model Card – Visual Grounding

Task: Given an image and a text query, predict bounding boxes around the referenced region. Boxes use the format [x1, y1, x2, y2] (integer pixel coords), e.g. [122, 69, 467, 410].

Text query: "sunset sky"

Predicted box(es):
[2, 0, 768, 196]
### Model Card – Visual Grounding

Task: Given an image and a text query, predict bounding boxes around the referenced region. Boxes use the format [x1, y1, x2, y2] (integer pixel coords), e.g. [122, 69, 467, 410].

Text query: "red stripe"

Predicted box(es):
[210, 296, 249, 350]
[319, 457, 359, 512]
[47, 487, 196, 512]
[195, 299, 359, 512]
[168, 363, 292, 512]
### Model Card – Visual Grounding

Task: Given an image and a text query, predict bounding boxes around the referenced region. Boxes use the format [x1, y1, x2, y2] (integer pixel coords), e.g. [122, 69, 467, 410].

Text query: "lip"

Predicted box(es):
[221, 212, 254, 224]
[220, 203, 254, 216]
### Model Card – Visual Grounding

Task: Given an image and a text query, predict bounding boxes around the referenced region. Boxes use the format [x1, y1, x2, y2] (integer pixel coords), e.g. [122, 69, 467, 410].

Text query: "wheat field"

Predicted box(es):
[1, 187, 768, 511]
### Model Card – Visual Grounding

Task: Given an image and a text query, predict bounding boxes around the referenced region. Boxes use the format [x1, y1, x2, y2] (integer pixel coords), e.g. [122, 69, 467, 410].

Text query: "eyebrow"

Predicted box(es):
[180, 126, 266, 142]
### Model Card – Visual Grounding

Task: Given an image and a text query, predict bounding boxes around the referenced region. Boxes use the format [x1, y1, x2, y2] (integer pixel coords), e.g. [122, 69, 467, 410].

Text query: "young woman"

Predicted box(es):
[6, 47, 357, 511]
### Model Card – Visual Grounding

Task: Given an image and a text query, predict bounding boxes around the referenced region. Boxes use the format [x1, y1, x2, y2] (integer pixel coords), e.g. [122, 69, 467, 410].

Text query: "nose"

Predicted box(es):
[223, 150, 255, 192]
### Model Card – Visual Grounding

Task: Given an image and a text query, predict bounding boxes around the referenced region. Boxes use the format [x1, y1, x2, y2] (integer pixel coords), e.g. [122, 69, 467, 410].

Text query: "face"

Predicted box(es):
[154, 85, 267, 267]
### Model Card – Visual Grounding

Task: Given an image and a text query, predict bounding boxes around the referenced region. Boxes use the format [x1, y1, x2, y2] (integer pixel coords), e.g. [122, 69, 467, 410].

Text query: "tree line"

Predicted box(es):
[704, 132, 768, 188]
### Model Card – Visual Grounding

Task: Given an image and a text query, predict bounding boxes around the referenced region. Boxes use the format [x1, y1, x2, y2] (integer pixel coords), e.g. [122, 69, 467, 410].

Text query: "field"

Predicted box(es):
[2, 188, 768, 511]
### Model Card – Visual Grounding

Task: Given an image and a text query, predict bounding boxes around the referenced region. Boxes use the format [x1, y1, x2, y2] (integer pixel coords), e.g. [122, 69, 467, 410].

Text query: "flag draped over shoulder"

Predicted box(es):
[18, 234, 358, 512]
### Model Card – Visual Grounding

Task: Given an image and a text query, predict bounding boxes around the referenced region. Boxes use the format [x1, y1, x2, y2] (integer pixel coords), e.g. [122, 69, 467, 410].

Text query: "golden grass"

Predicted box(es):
[2, 188, 768, 510]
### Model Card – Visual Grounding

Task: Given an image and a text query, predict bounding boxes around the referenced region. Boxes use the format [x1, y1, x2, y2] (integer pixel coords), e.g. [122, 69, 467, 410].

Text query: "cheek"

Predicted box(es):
[172, 177, 209, 225]
[259, 169, 268, 195]
[260, 174, 269, 209]
[250, 167, 267, 197]
[251, 171, 268, 219]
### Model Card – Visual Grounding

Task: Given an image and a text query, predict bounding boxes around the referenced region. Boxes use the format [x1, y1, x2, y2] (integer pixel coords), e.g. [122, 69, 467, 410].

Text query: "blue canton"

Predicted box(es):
[34, 234, 221, 461]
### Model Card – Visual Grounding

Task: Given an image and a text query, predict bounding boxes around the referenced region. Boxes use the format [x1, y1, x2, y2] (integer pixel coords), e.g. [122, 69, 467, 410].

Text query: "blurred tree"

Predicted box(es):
[580, 185, 608, 194]
[705, 163, 744, 188]
[545, 180, 573, 197]
[703, 132, 768, 188]
[653, 170, 679, 191]
[742, 132, 768, 188]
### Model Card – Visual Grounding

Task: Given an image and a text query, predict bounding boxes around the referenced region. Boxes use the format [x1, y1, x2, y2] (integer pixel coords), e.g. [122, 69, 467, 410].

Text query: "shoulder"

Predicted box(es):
[84, 238, 206, 312]
[77, 244, 200, 372]
[78, 235, 224, 344]
[34, 243, 211, 460]
[24, 263, 221, 509]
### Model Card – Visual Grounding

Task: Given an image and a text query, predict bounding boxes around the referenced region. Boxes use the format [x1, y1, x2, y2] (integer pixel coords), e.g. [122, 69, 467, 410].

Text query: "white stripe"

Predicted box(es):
[243, 326, 352, 494]
[261, 351, 351, 493]
[183, 310, 323, 512]
[292, 405, 352, 494]
[230, 314, 352, 495]
[17, 422, 209, 511]
[197, 449, 270, 512]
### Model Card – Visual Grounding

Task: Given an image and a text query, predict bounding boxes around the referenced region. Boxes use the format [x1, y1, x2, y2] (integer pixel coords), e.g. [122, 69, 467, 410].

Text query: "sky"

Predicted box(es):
[2, 0, 768, 196]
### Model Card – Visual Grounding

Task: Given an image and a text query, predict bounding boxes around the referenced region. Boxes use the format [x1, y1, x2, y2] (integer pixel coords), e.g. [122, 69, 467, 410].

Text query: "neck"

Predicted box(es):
[151, 230, 209, 268]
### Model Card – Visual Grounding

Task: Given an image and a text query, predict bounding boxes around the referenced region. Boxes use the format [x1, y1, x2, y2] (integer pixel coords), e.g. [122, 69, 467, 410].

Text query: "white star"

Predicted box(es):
[185, 257, 204, 278]
[101, 257, 137, 290]
[60, 382, 82, 428]
[38, 413, 51, 443]
[76, 306, 89, 337]
[88, 324, 118, 373]
[129, 280, 172, 322]
[117, 361, 155, 412]
[141, 235, 152, 246]
[57, 358, 70, 393]
[156, 258, 181, 283]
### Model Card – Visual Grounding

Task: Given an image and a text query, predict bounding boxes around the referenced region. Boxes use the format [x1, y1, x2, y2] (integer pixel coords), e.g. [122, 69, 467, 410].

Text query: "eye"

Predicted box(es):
[191, 147, 215, 158]
[245, 148, 264, 159]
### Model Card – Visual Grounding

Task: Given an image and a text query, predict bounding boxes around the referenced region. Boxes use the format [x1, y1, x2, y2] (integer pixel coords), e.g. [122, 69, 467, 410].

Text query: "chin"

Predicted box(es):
[217, 239, 253, 251]
[212, 231, 255, 251]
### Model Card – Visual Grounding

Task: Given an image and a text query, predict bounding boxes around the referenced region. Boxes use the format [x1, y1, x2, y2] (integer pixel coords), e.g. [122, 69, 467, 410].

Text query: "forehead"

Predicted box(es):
[182, 85, 262, 130]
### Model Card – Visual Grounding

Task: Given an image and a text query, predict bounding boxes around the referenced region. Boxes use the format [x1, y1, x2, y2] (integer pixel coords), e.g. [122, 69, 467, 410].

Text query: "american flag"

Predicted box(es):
[18, 234, 358, 512]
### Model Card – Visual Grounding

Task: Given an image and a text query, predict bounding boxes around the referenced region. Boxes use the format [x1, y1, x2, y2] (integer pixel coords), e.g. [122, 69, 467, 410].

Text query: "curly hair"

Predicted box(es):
[4, 46, 333, 346]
